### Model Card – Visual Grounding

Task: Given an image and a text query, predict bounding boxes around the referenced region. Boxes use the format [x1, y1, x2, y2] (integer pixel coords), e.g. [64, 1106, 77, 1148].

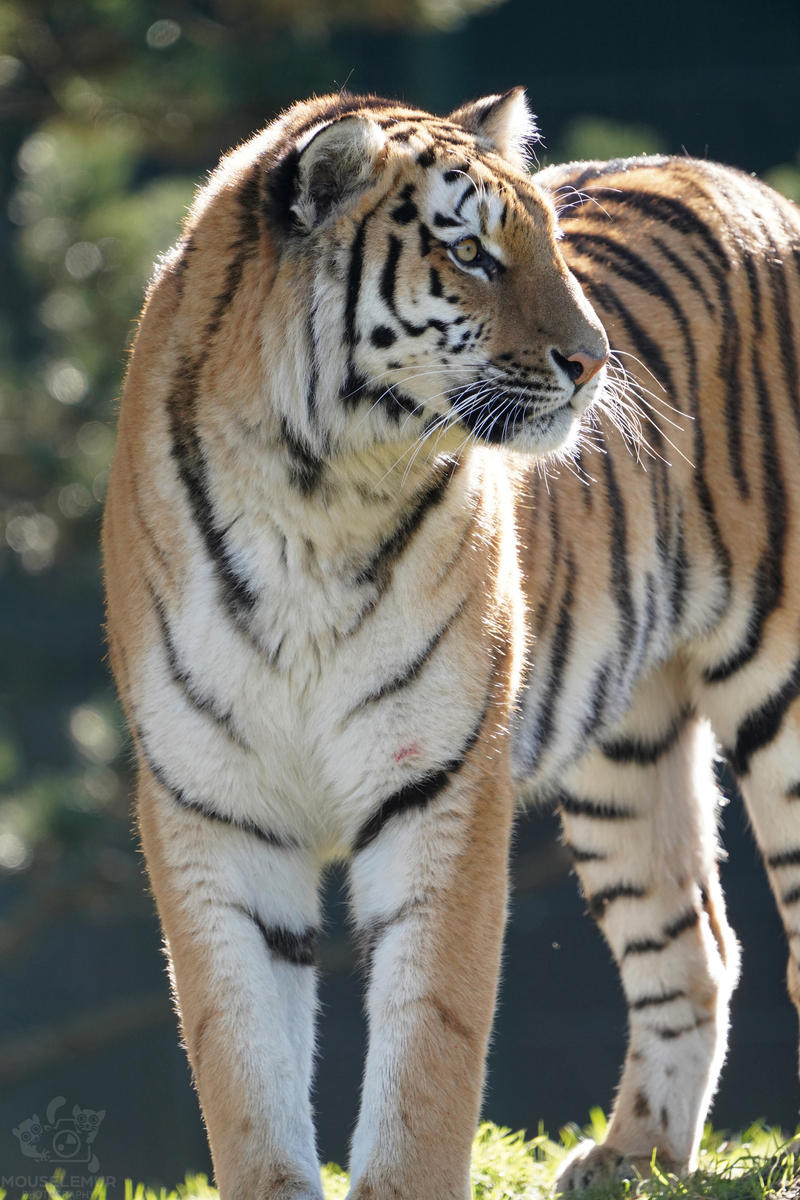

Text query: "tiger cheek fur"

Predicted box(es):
[103, 85, 800, 1200]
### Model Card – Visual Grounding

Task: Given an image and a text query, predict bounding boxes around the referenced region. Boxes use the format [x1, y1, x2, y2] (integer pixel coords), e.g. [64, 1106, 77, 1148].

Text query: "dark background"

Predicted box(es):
[1, 0, 799, 1187]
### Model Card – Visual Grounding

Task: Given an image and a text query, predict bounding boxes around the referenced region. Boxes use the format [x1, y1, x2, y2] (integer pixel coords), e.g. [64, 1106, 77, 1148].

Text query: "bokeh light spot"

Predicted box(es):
[45, 360, 88, 406]
[65, 240, 103, 280]
[146, 19, 181, 49]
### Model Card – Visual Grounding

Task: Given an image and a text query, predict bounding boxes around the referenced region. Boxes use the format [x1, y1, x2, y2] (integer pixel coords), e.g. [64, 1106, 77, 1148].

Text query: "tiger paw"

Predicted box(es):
[553, 1140, 679, 1194]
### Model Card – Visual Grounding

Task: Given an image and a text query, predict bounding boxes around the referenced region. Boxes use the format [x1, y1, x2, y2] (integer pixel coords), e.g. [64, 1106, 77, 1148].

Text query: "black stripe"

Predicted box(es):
[630, 988, 686, 1012]
[663, 908, 699, 939]
[529, 481, 561, 635]
[764, 240, 800, 439]
[344, 215, 369, 350]
[565, 843, 607, 863]
[553, 156, 671, 196]
[356, 898, 424, 978]
[589, 883, 647, 919]
[704, 345, 787, 683]
[622, 907, 698, 958]
[171, 234, 195, 300]
[600, 709, 689, 766]
[768, 848, 800, 869]
[651, 234, 715, 317]
[670, 509, 689, 628]
[137, 729, 291, 848]
[347, 601, 464, 713]
[601, 450, 636, 672]
[530, 556, 576, 764]
[783, 886, 800, 906]
[380, 233, 451, 339]
[787, 782, 800, 799]
[563, 230, 693, 328]
[599, 187, 730, 272]
[454, 181, 475, 215]
[280, 418, 325, 495]
[244, 909, 317, 966]
[728, 657, 800, 776]
[742, 253, 764, 335]
[354, 769, 449, 853]
[147, 580, 246, 747]
[353, 667, 494, 853]
[205, 179, 262, 339]
[124, 439, 174, 586]
[305, 307, 320, 428]
[390, 183, 417, 225]
[559, 792, 637, 821]
[623, 937, 667, 958]
[355, 458, 458, 591]
[656, 1019, 708, 1041]
[577, 660, 613, 745]
[169, 358, 260, 620]
[168, 166, 264, 624]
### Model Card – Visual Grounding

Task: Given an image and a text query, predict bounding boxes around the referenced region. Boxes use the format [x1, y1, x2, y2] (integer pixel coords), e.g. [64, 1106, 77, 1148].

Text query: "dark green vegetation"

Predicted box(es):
[2, 0, 800, 1184]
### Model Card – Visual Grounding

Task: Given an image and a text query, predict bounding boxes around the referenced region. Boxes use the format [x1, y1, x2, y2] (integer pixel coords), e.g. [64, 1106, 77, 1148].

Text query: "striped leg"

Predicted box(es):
[554, 676, 739, 1193]
[136, 764, 323, 1200]
[346, 742, 515, 1200]
[705, 657, 800, 1069]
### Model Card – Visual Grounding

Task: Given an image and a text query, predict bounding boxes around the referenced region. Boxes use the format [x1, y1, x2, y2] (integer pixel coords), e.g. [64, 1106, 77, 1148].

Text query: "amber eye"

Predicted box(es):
[453, 237, 480, 264]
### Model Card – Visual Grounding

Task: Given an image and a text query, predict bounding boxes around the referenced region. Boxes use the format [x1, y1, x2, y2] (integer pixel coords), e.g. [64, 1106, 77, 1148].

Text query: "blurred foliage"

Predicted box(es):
[1, 0, 799, 921]
[554, 115, 667, 163]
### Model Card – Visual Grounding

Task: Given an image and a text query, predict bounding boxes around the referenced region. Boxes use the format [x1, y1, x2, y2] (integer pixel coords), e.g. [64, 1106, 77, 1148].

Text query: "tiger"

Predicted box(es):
[100, 86, 800, 1200]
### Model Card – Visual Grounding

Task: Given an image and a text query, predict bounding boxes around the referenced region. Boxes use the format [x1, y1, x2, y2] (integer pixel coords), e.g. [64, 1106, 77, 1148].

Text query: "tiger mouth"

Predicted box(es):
[452, 391, 578, 446]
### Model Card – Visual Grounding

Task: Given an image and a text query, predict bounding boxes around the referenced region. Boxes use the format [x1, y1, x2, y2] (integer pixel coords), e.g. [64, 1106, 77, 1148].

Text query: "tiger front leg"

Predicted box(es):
[346, 745, 515, 1200]
[553, 705, 739, 1195]
[136, 763, 324, 1200]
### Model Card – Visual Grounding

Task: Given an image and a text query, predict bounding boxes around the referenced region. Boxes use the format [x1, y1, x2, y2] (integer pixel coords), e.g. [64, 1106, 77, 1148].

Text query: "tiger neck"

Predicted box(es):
[219, 409, 474, 573]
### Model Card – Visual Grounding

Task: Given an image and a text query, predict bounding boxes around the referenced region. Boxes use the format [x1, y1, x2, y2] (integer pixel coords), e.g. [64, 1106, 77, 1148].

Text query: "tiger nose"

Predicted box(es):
[551, 347, 609, 387]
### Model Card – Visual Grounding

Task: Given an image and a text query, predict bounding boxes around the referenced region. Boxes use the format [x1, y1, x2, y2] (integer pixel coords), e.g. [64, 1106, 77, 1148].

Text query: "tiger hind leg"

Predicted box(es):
[553, 666, 739, 1194]
[700, 656, 800, 1079]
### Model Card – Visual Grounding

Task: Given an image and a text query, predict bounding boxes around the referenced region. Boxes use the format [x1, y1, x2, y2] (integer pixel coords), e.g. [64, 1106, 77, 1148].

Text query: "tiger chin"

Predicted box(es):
[103, 87, 800, 1200]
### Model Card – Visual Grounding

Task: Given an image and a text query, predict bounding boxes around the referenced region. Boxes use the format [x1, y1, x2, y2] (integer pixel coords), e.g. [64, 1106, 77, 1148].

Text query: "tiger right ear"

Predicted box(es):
[291, 117, 387, 232]
[448, 88, 538, 167]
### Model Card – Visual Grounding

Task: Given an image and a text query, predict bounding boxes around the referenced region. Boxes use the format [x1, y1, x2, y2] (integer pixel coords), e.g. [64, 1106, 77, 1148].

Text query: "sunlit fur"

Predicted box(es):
[518, 157, 800, 1193]
[103, 88, 800, 1200]
[103, 89, 608, 1200]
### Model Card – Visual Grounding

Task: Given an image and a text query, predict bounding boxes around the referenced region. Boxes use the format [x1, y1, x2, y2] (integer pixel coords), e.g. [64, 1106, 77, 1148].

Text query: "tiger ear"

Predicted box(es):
[448, 87, 538, 167]
[291, 117, 387, 231]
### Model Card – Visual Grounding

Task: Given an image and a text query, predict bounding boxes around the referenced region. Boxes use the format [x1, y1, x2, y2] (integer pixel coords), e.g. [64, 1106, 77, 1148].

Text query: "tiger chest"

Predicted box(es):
[245, 573, 486, 846]
[147, 541, 486, 854]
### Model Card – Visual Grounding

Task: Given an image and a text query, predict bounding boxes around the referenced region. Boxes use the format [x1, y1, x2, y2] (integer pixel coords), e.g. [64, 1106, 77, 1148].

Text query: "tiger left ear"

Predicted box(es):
[448, 87, 538, 167]
[291, 116, 387, 231]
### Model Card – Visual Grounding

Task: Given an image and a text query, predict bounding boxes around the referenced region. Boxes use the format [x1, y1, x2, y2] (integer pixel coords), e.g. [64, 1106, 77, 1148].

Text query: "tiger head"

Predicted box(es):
[171, 90, 609, 468]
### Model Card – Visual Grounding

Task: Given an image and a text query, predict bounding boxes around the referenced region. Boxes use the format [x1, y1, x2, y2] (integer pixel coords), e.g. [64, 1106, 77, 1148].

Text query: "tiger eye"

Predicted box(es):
[453, 237, 480, 263]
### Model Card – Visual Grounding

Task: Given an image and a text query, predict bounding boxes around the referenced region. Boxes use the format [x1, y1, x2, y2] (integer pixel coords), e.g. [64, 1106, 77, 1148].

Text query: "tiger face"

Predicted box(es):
[258, 90, 609, 462]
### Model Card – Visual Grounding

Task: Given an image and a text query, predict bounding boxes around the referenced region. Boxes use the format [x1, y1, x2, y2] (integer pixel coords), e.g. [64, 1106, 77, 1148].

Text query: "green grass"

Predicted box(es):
[4, 1116, 798, 1200]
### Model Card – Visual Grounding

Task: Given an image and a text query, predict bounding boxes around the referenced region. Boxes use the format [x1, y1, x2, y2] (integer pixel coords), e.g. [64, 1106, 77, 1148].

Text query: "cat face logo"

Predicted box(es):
[12, 1098, 105, 1174]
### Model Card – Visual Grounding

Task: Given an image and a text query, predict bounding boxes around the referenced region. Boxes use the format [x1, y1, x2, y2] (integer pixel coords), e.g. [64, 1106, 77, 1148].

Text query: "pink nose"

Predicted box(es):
[552, 348, 609, 387]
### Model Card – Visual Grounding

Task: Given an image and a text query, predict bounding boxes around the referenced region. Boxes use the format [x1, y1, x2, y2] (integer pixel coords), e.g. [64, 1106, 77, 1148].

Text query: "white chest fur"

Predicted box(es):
[136, 447, 500, 860]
